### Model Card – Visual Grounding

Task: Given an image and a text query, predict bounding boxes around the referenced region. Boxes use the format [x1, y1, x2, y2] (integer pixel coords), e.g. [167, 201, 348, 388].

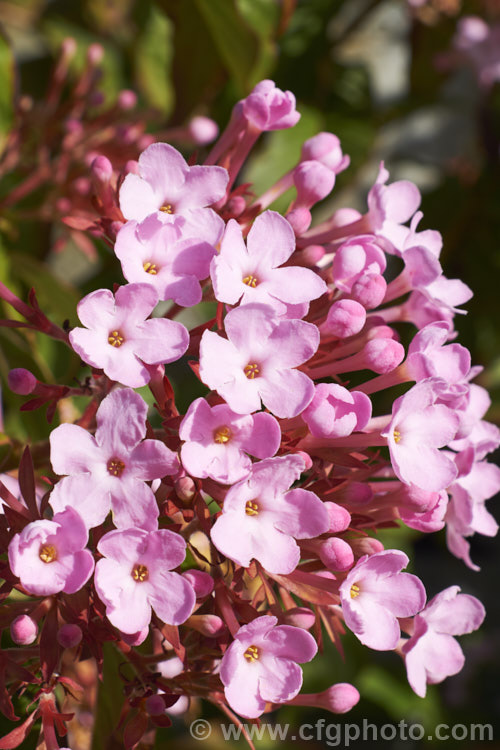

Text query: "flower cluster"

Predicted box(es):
[0, 75, 496, 747]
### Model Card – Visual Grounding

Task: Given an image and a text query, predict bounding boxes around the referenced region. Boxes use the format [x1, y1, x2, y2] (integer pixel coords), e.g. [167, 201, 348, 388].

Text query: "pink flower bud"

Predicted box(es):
[293, 161, 335, 209]
[362, 338, 405, 374]
[294, 450, 313, 470]
[325, 300, 366, 338]
[8, 368, 37, 395]
[186, 614, 226, 637]
[188, 116, 219, 145]
[350, 537, 384, 557]
[64, 118, 84, 135]
[120, 627, 149, 646]
[296, 244, 325, 266]
[324, 502, 351, 533]
[91, 156, 113, 185]
[350, 273, 387, 309]
[125, 160, 140, 175]
[11, 615, 38, 645]
[146, 694, 167, 716]
[61, 37, 77, 60]
[225, 195, 247, 218]
[318, 537, 354, 571]
[286, 207, 312, 235]
[87, 43, 104, 65]
[117, 89, 137, 111]
[292, 683, 360, 713]
[175, 476, 196, 503]
[301, 132, 350, 174]
[335, 482, 373, 506]
[138, 134, 155, 150]
[74, 177, 91, 196]
[283, 607, 316, 630]
[57, 624, 83, 649]
[182, 570, 214, 598]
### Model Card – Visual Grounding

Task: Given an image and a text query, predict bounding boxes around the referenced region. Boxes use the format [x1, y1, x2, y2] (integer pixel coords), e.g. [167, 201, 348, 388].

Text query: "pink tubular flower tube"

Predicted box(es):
[220, 615, 317, 718]
[49, 388, 179, 530]
[210, 455, 329, 574]
[402, 586, 485, 697]
[8, 507, 94, 596]
[179, 397, 281, 484]
[94, 528, 195, 634]
[301, 384, 372, 439]
[69, 283, 189, 387]
[199, 303, 319, 418]
[339, 550, 426, 651]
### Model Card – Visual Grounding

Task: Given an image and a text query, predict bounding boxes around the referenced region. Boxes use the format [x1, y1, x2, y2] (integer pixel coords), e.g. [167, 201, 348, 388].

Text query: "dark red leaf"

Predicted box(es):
[18, 447, 39, 519]
[0, 710, 38, 749]
[123, 710, 148, 750]
[40, 606, 60, 682]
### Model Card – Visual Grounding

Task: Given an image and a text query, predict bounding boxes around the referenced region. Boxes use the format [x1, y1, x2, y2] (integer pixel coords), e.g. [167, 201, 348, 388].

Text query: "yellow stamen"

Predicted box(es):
[132, 563, 149, 582]
[108, 330, 124, 347]
[350, 583, 360, 599]
[244, 363, 260, 379]
[393, 429, 401, 444]
[160, 204, 173, 214]
[39, 544, 57, 564]
[245, 500, 259, 516]
[242, 275, 258, 288]
[143, 261, 158, 275]
[214, 426, 231, 444]
[107, 458, 126, 477]
[244, 645, 260, 662]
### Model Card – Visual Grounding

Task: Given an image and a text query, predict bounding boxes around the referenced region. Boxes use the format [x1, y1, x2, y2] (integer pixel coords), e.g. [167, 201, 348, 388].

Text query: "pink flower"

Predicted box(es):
[367, 164, 422, 252]
[179, 397, 281, 484]
[405, 322, 471, 383]
[301, 384, 372, 439]
[445, 459, 500, 570]
[402, 586, 485, 697]
[210, 211, 326, 318]
[210, 455, 329, 574]
[119, 142, 228, 222]
[339, 550, 426, 651]
[94, 527, 195, 634]
[241, 81, 300, 131]
[220, 615, 317, 718]
[115, 211, 223, 307]
[382, 380, 459, 492]
[49, 388, 179, 530]
[199, 303, 319, 418]
[8, 507, 94, 596]
[69, 284, 189, 388]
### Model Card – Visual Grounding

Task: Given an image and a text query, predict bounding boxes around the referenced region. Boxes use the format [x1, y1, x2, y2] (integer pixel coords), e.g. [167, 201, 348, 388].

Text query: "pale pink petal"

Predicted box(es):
[119, 173, 160, 221]
[246, 211, 295, 267]
[50, 424, 101, 475]
[259, 368, 315, 418]
[132, 318, 189, 364]
[129, 440, 179, 480]
[258, 656, 303, 702]
[110, 478, 159, 531]
[178, 165, 228, 208]
[95, 387, 147, 454]
[148, 571, 195, 625]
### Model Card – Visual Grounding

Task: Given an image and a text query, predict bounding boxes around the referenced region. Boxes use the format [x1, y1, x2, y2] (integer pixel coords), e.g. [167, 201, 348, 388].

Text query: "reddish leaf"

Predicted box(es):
[0, 710, 37, 749]
[0, 481, 30, 521]
[18, 447, 39, 519]
[123, 710, 148, 750]
[40, 606, 60, 682]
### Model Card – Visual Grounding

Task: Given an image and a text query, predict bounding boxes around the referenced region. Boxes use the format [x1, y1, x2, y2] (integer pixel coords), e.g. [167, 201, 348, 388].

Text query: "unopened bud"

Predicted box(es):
[91, 155, 113, 184]
[8, 368, 37, 395]
[293, 161, 335, 209]
[117, 89, 137, 111]
[292, 683, 360, 714]
[350, 537, 384, 557]
[283, 607, 316, 630]
[286, 207, 312, 235]
[120, 626, 149, 646]
[146, 694, 167, 716]
[57, 624, 83, 649]
[362, 338, 405, 374]
[11, 615, 38, 645]
[87, 43, 104, 65]
[188, 116, 219, 145]
[186, 614, 226, 637]
[324, 502, 351, 533]
[175, 476, 196, 503]
[318, 537, 354, 571]
[326, 300, 366, 338]
[182, 569, 214, 598]
[350, 273, 387, 309]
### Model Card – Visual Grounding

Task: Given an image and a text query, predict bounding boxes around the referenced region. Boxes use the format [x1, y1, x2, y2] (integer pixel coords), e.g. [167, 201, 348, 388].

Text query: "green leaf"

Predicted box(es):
[9, 252, 79, 324]
[91, 643, 127, 750]
[0, 31, 14, 153]
[134, 4, 174, 115]
[193, 0, 259, 92]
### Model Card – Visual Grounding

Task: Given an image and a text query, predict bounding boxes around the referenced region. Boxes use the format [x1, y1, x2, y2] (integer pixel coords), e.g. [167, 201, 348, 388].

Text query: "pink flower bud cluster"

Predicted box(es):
[0, 78, 495, 746]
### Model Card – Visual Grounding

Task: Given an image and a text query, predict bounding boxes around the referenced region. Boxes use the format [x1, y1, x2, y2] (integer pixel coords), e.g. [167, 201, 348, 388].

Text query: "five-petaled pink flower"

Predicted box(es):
[179, 397, 281, 484]
[119, 142, 228, 223]
[211, 455, 329, 574]
[382, 380, 459, 492]
[115, 211, 223, 307]
[49, 388, 179, 530]
[69, 283, 189, 388]
[220, 615, 317, 718]
[210, 210, 326, 318]
[94, 527, 195, 634]
[339, 549, 426, 651]
[199, 303, 319, 418]
[8, 507, 94, 596]
[402, 585, 485, 697]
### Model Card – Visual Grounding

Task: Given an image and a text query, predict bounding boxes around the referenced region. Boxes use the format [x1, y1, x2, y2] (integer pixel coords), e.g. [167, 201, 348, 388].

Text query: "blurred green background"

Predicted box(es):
[0, 0, 499, 747]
